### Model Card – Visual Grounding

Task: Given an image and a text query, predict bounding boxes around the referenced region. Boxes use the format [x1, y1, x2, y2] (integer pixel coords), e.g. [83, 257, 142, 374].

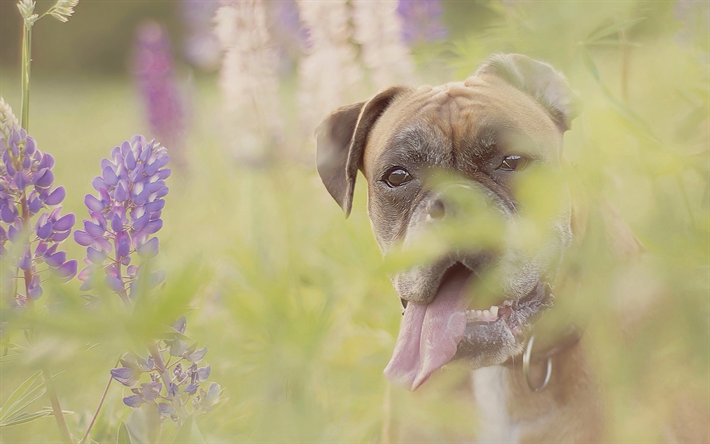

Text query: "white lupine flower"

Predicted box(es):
[296, 0, 364, 137]
[216, 0, 283, 163]
[352, 0, 416, 89]
[0, 99, 19, 141]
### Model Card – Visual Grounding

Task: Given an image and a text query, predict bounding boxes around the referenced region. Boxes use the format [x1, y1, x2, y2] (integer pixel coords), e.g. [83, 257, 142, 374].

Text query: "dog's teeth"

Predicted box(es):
[465, 307, 500, 322]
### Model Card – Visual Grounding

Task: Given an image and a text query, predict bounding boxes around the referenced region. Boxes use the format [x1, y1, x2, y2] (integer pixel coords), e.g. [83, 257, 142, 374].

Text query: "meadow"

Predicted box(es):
[0, 1, 707, 442]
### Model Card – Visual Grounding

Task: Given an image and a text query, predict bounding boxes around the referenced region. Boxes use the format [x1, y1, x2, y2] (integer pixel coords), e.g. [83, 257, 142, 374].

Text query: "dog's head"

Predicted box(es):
[316, 54, 581, 390]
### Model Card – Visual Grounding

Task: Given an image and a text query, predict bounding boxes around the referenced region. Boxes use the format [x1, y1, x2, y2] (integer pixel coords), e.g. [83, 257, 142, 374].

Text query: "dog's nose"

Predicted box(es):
[427, 198, 446, 220]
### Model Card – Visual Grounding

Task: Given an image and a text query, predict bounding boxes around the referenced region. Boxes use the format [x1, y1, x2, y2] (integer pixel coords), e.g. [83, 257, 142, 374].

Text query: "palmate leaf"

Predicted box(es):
[0, 407, 72, 428]
[0, 371, 43, 423]
[0, 387, 46, 425]
[0, 408, 53, 427]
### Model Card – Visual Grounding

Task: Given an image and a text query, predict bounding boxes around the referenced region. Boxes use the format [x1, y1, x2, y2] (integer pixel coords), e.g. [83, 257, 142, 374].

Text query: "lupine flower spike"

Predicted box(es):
[181, 0, 221, 72]
[396, 0, 448, 45]
[0, 98, 77, 306]
[216, 0, 284, 164]
[134, 22, 187, 169]
[352, 0, 417, 89]
[267, 0, 309, 76]
[74, 135, 170, 306]
[295, 0, 363, 142]
[110, 317, 220, 425]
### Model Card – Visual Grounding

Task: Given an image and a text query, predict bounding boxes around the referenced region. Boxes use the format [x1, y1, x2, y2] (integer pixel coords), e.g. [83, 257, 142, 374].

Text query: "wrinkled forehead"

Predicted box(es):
[363, 77, 563, 176]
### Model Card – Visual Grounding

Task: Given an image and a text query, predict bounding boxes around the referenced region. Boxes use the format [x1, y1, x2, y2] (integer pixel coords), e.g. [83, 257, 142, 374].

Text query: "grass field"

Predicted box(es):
[0, 1, 708, 442]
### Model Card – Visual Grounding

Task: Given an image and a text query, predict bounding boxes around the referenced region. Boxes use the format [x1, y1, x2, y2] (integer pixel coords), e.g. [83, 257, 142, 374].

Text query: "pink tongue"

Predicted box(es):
[383, 269, 470, 391]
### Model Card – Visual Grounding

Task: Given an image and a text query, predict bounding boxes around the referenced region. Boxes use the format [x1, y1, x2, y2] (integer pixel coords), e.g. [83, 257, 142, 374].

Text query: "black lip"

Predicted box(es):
[466, 281, 552, 326]
[452, 281, 553, 364]
[515, 281, 553, 311]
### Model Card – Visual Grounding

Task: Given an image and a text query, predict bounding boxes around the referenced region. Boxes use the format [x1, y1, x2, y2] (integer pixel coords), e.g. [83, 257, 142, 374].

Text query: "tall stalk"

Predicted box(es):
[20, 22, 32, 131]
[15, 1, 79, 441]
[42, 367, 73, 444]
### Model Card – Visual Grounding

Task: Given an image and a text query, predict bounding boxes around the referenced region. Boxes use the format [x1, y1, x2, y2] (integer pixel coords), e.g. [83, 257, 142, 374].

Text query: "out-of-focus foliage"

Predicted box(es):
[0, 0, 707, 442]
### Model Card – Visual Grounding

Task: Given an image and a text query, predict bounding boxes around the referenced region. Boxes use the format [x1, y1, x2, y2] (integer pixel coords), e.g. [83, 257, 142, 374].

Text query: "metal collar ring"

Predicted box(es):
[523, 334, 553, 392]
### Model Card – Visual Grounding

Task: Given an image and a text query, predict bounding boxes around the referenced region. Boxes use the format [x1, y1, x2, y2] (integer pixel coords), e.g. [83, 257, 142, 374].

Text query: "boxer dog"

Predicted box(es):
[316, 54, 604, 441]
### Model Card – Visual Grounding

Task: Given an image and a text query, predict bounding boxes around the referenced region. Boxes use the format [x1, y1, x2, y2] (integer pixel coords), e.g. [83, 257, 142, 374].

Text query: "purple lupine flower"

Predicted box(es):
[133, 22, 187, 168]
[267, 0, 310, 76]
[396, 0, 448, 45]
[110, 317, 220, 424]
[73, 135, 170, 304]
[181, 0, 222, 72]
[0, 98, 77, 306]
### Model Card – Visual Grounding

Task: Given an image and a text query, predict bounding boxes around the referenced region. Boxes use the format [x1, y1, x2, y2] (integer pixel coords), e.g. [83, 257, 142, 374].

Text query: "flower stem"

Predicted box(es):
[20, 193, 33, 307]
[147, 342, 171, 384]
[20, 21, 33, 131]
[147, 342, 189, 421]
[18, 7, 68, 443]
[42, 366, 72, 444]
[166, 357, 183, 370]
[78, 357, 121, 444]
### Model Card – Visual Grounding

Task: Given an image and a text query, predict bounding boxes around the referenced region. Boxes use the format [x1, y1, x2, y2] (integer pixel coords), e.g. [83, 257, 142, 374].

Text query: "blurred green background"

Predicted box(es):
[0, 0, 708, 442]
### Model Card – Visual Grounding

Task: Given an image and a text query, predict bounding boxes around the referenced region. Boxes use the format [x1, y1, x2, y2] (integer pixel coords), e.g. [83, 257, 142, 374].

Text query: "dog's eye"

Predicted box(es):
[497, 155, 528, 172]
[384, 168, 412, 187]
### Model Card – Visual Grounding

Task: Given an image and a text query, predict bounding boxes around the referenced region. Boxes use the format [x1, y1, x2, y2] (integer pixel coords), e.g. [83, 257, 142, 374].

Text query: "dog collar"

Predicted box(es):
[502, 325, 582, 392]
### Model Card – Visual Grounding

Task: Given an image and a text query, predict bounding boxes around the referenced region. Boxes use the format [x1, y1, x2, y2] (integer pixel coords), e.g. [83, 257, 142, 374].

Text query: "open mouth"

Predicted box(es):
[452, 262, 552, 326]
[385, 260, 553, 391]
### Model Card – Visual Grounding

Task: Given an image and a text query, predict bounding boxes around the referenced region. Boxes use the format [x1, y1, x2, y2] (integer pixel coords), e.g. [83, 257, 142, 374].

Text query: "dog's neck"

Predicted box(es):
[472, 338, 604, 443]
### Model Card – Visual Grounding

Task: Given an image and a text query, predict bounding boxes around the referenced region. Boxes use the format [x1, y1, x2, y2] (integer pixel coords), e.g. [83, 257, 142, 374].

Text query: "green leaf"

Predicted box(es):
[116, 421, 133, 444]
[0, 371, 42, 423]
[583, 38, 642, 47]
[0, 387, 46, 424]
[0, 354, 17, 365]
[583, 17, 646, 44]
[580, 48, 662, 146]
[3, 343, 28, 351]
[172, 416, 206, 444]
[580, 48, 600, 82]
[0, 409, 53, 427]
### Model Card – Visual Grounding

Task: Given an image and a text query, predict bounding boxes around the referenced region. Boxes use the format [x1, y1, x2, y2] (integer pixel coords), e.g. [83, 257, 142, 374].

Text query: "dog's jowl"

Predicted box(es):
[315, 54, 605, 442]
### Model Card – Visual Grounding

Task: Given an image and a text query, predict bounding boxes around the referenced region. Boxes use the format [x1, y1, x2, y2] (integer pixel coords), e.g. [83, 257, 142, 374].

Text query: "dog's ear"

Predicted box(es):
[316, 86, 411, 217]
[476, 54, 582, 132]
